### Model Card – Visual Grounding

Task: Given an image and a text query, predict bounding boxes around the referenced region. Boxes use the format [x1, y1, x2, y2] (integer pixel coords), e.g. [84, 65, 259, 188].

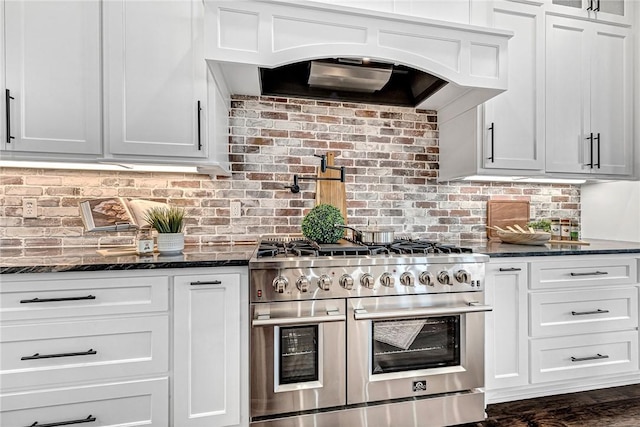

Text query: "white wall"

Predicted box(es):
[581, 181, 640, 242]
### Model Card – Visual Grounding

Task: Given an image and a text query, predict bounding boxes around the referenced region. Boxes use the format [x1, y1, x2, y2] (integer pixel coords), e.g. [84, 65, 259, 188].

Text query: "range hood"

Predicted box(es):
[204, 0, 513, 123]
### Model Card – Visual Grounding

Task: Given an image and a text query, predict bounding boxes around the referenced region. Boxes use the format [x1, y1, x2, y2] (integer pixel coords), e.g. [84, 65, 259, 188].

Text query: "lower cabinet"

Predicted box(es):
[0, 267, 249, 427]
[173, 270, 246, 427]
[485, 261, 529, 389]
[485, 255, 640, 404]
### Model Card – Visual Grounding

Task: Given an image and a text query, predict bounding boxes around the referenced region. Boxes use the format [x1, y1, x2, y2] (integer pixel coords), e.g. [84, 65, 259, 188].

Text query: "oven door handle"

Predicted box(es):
[252, 312, 346, 327]
[353, 304, 493, 321]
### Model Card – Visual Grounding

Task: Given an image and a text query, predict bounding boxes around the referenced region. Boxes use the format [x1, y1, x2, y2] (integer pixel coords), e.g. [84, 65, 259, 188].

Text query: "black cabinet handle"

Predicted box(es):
[570, 271, 608, 276]
[499, 267, 522, 272]
[190, 280, 222, 286]
[20, 295, 96, 304]
[571, 309, 610, 316]
[27, 414, 96, 427]
[487, 122, 495, 163]
[5, 89, 15, 143]
[570, 353, 608, 362]
[197, 100, 202, 150]
[21, 349, 97, 360]
[586, 133, 594, 167]
[594, 133, 600, 169]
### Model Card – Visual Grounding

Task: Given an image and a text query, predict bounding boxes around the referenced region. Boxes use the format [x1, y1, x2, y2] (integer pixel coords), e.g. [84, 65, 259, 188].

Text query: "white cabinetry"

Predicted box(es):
[310, 0, 472, 23]
[485, 260, 529, 389]
[2, 0, 101, 157]
[486, 255, 640, 404]
[545, 0, 633, 25]
[0, 271, 170, 426]
[103, 0, 208, 160]
[439, 1, 544, 181]
[173, 268, 248, 427]
[545, 15, 633, 177]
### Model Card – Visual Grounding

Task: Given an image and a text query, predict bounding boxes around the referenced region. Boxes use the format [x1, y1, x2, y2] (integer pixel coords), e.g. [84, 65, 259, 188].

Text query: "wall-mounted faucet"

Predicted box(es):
[285, 154, 346, 193]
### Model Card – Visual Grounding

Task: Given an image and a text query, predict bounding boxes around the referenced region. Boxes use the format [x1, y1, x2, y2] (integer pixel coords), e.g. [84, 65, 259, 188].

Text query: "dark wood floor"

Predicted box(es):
[460, 384, 640, 427]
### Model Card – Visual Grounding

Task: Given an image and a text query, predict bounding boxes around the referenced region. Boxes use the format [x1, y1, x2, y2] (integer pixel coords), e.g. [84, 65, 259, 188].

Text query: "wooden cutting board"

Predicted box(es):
[315, 152, 347, 222]
[487, 200, 530, 240]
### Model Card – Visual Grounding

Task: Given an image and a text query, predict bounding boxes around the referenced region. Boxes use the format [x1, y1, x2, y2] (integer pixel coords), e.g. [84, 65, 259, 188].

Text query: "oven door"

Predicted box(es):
[250, 299, 346, 419]
[347, 294, 491, 405]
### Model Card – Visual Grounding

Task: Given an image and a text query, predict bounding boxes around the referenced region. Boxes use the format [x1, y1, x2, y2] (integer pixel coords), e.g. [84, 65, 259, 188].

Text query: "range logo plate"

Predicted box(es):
[412, 380, 427, 392]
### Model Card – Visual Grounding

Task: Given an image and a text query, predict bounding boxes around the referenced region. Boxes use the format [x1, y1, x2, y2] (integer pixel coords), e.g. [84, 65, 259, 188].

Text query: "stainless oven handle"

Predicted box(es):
[353, 304, 493, 321]
[252, 313, 346, 327]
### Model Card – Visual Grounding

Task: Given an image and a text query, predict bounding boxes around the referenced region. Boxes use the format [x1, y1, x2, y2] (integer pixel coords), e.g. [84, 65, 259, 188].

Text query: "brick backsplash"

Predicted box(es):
[0, 95, 580, 249]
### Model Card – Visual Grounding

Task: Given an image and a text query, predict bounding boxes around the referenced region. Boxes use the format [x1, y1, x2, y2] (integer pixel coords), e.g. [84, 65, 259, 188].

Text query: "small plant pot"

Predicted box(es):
[156, 233, 185, 254]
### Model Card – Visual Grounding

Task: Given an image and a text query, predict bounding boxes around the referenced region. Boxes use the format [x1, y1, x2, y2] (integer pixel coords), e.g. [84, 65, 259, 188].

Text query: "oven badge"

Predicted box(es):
[412, 380, 427, 392]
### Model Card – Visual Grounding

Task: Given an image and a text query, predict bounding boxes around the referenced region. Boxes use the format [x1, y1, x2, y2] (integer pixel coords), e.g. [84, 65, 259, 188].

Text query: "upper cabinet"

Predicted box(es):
[103, 0, 208, 160]
[439, 1, 544, 181]
[545, 15, 633, 176]
[545, 0, 633, 25]
[2, 0, 102, 157]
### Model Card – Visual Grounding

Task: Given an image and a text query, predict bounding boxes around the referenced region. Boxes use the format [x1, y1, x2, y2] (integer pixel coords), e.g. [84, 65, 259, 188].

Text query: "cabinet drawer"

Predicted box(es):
[0, 377, 168, 426]
[530, 258, 637, 290]
[0, 275, 169, 321]
[1, 315, 168, 390]
[530, 287, 638, 337]
[530, 331, 639, 383]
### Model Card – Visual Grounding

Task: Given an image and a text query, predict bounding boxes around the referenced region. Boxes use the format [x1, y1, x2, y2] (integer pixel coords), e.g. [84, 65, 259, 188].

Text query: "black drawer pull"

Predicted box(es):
[570, 353, 609, 362]
[499, 267, 522, 272]
[570, 271, 608, 277]
[20, 295, 96, 304]
[6, 89, 15, 143]
[571, 309, 610, 316]
[190, 280, 222, 286]
[21, 349, 97, 361]
[28, 414, 96, 427]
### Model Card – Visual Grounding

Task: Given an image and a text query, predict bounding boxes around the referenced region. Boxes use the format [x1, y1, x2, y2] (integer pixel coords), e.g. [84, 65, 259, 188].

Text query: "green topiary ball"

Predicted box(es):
[301, 204, 345, 244]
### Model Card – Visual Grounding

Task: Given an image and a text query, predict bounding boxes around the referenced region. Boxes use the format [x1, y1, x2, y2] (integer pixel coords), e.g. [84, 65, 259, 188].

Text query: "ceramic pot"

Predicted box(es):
[156, 232, 184, 254]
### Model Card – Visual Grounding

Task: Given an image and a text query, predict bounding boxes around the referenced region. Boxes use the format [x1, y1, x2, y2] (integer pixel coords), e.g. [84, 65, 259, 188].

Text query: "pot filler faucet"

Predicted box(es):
[285, 153, 346, 193]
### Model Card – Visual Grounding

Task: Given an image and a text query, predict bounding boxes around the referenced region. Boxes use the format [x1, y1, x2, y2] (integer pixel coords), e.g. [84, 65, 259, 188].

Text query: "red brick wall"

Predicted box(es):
[0, 95, 580, 249]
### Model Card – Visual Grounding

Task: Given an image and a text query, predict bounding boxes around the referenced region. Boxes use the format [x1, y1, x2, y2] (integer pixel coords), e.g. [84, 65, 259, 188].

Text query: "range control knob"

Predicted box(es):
[272, 276, 289, 294]
[419, 271, 435, 286]
[438, 271, 452, 285]
[361, 273, 375, 289]
[400, 272, 415, 287]
[339, 274, 354, 290]
[318, 275, 332, 291]
[455, 270, 471, 284]
[296, 277, 310, 293]
[380, 273, 395, 288]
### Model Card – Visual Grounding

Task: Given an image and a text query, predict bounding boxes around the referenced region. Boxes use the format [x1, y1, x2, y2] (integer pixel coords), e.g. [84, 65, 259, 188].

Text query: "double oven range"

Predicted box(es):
[249, 238, 491, 427]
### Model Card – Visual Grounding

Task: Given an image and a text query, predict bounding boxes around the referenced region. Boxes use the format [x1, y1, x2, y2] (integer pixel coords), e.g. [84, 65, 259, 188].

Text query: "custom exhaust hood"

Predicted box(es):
[204, 0, 513, 123]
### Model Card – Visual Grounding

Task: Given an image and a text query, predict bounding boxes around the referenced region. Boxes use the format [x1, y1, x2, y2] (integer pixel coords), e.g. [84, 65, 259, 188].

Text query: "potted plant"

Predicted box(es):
[144, 206, 186, 254]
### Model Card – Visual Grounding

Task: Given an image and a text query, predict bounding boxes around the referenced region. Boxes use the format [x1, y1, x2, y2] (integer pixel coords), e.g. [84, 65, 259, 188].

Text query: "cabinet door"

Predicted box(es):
[545, 15, 591, 174]
[545, 0, 631, 25]
[485, 261, 529, 390]
[104, 0, 207, 159]
[173, 273, 241, 427]
[483, 2, 544, 171]
[589, 24, 632, 176]
[3, 0, 101, 155]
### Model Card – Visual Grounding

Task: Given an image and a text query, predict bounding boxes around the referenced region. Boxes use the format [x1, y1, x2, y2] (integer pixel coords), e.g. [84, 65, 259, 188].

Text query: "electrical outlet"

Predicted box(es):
[230, 201, 241, 218]
[23, 198, 37, 218]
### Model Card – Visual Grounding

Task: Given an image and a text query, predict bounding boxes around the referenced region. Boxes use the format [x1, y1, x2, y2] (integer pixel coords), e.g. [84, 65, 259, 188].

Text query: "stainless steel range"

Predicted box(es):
[249, 238, 491, 427]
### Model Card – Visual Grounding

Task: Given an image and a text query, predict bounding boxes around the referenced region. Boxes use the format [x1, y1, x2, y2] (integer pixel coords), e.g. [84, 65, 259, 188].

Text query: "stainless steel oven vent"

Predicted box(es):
[308, 60, 393, 93]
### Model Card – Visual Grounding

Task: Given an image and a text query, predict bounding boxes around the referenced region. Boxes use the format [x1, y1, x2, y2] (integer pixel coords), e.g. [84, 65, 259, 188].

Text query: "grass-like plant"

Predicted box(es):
[144, 206, 185, 233]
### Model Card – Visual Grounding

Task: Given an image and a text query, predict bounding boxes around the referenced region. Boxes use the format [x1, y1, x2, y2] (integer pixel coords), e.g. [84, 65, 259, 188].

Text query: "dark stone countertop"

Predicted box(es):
[0, 243, 257, 274]
[2, 239, 639, 275]
[465, 238, 640, 258]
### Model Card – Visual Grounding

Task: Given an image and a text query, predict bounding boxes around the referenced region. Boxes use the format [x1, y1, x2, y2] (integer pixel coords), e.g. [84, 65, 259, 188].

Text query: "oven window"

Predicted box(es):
[279, 326, 318, 384]
[371, 316, 460, 374]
